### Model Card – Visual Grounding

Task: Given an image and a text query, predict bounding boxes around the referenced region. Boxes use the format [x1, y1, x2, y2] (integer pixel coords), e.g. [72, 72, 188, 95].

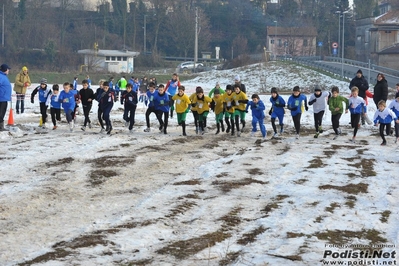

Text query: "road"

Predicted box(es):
[320, 61, 399, 90]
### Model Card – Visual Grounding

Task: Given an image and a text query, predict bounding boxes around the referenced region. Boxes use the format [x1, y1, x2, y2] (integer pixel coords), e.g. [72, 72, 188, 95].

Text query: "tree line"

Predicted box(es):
[0, 0, 392, 72]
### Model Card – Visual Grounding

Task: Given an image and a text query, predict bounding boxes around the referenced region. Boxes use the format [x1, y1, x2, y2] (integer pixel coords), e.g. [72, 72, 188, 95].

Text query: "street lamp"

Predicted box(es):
[341, 10, 350, 79]
[274, 20, 277, 60]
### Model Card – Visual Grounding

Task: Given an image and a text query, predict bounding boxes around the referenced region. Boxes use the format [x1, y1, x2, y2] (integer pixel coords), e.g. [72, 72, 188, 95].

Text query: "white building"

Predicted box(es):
[77, 49, 140, 73]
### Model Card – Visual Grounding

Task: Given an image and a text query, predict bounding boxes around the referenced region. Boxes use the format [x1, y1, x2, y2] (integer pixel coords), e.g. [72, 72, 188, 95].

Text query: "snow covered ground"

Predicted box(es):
[0, 63, 398, 265]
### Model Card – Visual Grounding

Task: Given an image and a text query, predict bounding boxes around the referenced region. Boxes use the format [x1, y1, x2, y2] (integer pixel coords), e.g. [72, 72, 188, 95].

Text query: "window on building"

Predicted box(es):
[303, 39, 308, 46]
[271, 39, 274, 44]
[117, 56, 122, 61]
[106, 56, 110, 61]
[111, 56, 116, 61]
[123, 57, 127, 61]
[278, 39, 282, 47]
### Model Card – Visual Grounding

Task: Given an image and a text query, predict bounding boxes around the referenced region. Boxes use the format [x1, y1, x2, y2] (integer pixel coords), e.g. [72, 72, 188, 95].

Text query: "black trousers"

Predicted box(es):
[379, 123, 391, 143]
[313, 110, 324, 132]
[82, 104, 92, 126]
[351, 113, 361, 137]
[146, 106, 163, 128]
[156, 111, 169, 133]
[292, 113, 302, 134]
[40, 102, 48, 123]
[331, 113, 342, 134]
[0, 101, 7, 123]
[50, 108, 61, 126]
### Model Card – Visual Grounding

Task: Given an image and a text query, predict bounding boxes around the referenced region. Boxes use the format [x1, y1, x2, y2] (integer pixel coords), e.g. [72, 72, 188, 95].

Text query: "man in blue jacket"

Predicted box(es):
[0, 64, 11, 131]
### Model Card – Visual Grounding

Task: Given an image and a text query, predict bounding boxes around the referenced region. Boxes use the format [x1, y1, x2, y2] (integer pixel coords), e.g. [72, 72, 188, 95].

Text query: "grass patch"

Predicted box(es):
[165, 201, 197, 219]
[319, 183, 368, 195]
[173, 179, 201, 185]
[177, 194, 201, 200]
[212, 178, 268, 193]
[323, 150, 336, 158]
[307, 157, 326, 168]
[88, 156, 136, 168]
[380, 210, 391, 223]
[45, 157, 74, 167]
[247, 168, 263, 175]
[294, 178, 308, 184]
[348, 158, 376, 177]
[218, 207, 243, 229]
[219, 251, 241, 266]
[261, 195, 289, 217]
[314, 216, 323, 223]
[237, 226, 268, 245]
[89, 170, 118, 186]
[344, 195, 357, 209]
[287, 232, 306, 238]
[315, 229, 387, 246]
[325, 202, 340, 213]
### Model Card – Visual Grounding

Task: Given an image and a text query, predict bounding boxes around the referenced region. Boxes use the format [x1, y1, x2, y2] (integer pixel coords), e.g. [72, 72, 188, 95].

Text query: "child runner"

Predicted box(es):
[121, 83, 138, 132]
[154, 84, 170, 134]
[232, 84, 248, 136]
[388, 92, 399, 143]
[144, 82, 163, 132]
[191, 86, 212, 135]
[93, 80, 105, 132]
[223, 85, 236, 136]
[189, 89, 199, 134]
[246, 93, 267, 139]
[208, 82, 225, 98]
[211, 89, 225, 134]
[98, 81, 114, 134]
[328, 86, 349, 140]
[58, 82, 76, 132]
[165, 73, 181, 118]
[308, 85, 331, 138]
[269, 87, 286, 137]
[348, 86, 366, 143]
[172, 85, 191, 136]
[287, 86, 308, 139]
[373, 100, 397, 145]
[79, 79, 94, 131]
[30, 78, 52, 128]
[49, 84, 61, 130]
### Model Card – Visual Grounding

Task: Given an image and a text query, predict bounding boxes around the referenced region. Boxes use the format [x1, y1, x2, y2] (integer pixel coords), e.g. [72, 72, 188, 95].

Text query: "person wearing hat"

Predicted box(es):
[245, 93, 267, 139]
[0, 64, 12, 131]
[373, 73, 388, 107]
[233, 75, 246, 93]
[208, 82, 225, 98]
[388, 92, 399, 143]
[269, 87, 286, 138]
[308, 85, 331, 138]
[31, 78, 52, 128]
[287, 86, 308, 139]
[349, 69, 370, 125]
[190, 86, 212, 135]
[13, 66, 31, 114]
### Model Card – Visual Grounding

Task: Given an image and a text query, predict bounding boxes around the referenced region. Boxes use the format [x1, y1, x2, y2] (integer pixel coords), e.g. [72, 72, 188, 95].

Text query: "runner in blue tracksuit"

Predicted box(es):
[49, 84, 61, 130]
[153, 84, 170, 134]
[30, 78, 52, 128]
[287, 86, 308, 138]
[121, 83, 138, 132]
[373, 100, 397, 145]
[58, 82, 76, 131]
[165, 73, 181, 118]
[269, 87, 286, 137]
[348, 86, 366, 143]
[98, 81, 114, 134]
[144, 82, 163, 132]
[246, 94, 266, 138]
[388, 92, 399, 143]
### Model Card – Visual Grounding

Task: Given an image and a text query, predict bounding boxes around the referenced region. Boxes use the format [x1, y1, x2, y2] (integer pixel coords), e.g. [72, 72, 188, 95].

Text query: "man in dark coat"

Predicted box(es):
[349, 69, 369, 125]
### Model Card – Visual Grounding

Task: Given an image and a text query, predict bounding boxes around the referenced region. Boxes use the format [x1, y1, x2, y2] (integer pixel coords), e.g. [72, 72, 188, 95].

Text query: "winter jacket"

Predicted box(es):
[146, 90, 157, 108]
[211, 95, 225, 115]
[13, 70, 31, 94]
[349, 96, 366, 115]
[269, 94, 286, 117]
[165, 79, 180, 97]
[208, 87, 225, 98]
[99, 89, 114, 111]
[373, 108, 397, 124]
[373, 79, 388, 106]
[50, 94, 61, 109]
[121, 90, 138, 107]
[31, 85, 52, 105]
[58, 90, 76, 111]
[154, 91, 170, 112]
[79, 88, 95, 106]
[233, 82, 246, 93]
[222, 93, 235, 114]
[232, 91, 248, 111]
[0, 71, 11, 102]
[94, 87, 104, 102]
[139, 78, 148, 93]
[287, 93, 308, 116]
[118, 78, 127, 91]
[172, 93, 191, 113]
[349, 75, 369, 99]
[328, 95, 349, 115]
[246, 100, 265, 120]
[308, 91, 331, 113]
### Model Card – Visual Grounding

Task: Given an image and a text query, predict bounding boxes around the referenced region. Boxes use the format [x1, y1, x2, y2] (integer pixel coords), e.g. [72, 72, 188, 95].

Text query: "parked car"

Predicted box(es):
[177, 61, 204, 70]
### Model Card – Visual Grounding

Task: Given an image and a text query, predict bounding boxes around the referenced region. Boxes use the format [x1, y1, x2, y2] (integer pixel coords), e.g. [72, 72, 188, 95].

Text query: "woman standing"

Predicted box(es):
[373, 73, 388, 107]
[13, 66, 31, 114]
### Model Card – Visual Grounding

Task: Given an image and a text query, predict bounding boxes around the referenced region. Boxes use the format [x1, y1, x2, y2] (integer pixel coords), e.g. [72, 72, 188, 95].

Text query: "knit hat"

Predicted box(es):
[357, 69, 363, 75]
[234, 75, 240, 82]
[225, 84, 233, 91]
[314, 85, 321, 92]
[0, 64, 10, 72]
[215, 82, 220, 87]
[396, 92, 399, 99]
[214, 89, 220, 95]
[22, 66, 28, 71]
[271, 87, 278, 94]
[103, 81, 109, 87]
[40, 78, 47, 84]
[293, 86, 300, 92]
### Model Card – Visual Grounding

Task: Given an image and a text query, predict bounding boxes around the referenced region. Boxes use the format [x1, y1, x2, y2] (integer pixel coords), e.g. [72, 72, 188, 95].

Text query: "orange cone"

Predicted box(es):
[7, 108, 14, 126]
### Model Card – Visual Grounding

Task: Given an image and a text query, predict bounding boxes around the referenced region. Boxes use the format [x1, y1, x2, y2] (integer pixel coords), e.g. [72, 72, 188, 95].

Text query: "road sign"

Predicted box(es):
[332, 48, 338, 55]
[332, 42, 339, 48]
[318, 41, 323, 47]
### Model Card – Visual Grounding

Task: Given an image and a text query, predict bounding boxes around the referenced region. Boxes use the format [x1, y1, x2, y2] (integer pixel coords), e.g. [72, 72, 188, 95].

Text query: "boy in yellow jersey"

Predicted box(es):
[232, 84, 248, 136]
[223, 85, 236, 136]
[191, 86, 212, 135]
[211, 89, 225, 134]
[172, 85, 191, 136]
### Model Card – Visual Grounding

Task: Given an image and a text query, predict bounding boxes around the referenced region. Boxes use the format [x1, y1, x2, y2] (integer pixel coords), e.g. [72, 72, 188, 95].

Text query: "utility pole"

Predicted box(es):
[2, 4, 4, 47]
[143, 14, 146, 54]
[194, 7, 198, 71]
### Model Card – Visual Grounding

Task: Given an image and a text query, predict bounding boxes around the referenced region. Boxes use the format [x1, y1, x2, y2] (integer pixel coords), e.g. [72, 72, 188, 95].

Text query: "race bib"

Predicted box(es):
[227, 101, 231, 107]
[129, 96, 133, 101]
[235, 100, 239, 106]
[176, 99, 181, 104]
[199, 103, 203, 108]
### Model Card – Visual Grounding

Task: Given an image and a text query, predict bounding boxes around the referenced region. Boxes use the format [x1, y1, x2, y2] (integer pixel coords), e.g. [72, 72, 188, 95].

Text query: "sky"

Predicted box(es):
[0, 63, 398, 265]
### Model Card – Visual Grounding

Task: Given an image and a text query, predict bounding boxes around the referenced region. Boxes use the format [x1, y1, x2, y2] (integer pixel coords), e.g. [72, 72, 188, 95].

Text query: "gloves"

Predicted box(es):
[31, 99, 34, 104]
[308, 99, 316, 105]
[227, 106, 232, 110]
[191, 103, 196, 107]
[305, 106, 308, 111]
[268, 108, 273, 115]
